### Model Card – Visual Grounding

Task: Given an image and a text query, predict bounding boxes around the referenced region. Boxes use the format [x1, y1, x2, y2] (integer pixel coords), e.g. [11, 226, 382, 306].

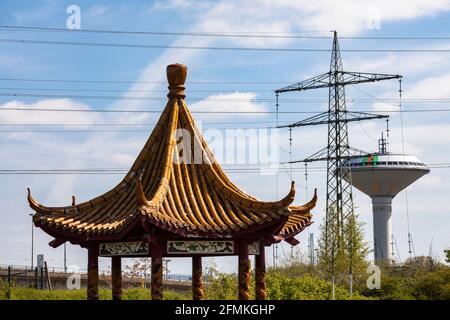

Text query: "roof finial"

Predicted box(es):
[27, 187, 40, 209]
[167, 63, 187, 99]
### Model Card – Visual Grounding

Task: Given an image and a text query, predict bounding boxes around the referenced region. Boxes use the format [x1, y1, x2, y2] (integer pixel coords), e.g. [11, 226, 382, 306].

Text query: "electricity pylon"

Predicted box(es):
[275, 31, 401, 290]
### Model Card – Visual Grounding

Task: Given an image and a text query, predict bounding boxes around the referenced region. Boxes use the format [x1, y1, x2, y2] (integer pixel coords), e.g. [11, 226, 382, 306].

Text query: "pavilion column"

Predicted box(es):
[238, 239, 250, 300]
[151, 242, 163, 300]
[87, 243, 99, 300]
[255, 243, 267, 300]
[192, 255, 204, 300]
[111, 256, 122, 300]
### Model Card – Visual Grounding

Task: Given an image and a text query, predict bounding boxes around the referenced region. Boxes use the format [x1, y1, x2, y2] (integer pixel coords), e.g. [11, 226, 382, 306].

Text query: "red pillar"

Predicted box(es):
[238, 239, 250, 300]
[255, 243, 267, 300]
[151, 242, 163, 300]
[192, 255, 204, 300]
[111, 256, 122, 300]
[87, 244, 99, 300]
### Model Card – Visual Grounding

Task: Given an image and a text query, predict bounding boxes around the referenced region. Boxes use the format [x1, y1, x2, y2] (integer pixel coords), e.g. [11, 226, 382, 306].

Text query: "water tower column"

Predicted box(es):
[372, 197, 392, 264]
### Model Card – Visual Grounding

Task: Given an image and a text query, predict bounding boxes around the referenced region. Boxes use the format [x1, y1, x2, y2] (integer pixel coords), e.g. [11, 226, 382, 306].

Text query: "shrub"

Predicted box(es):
[0, 278, 12, 300]
[357, 267, 450, 300]
[204, 268, 368, 300]
[266, 271, 367, 300]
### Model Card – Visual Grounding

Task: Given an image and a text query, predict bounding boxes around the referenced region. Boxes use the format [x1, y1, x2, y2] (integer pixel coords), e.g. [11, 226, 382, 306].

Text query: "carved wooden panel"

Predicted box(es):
[99, 242, 148, 257]
[167, 240, 234, 254]
[249, 242, 260, 255]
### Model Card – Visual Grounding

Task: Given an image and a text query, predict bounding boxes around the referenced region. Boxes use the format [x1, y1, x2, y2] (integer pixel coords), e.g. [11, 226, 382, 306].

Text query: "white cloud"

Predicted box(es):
[403, 123, 450, 146]
[0, 99, 99, 126]
[342, 46, 450, 115]
[114, 0, 450, 116]
[151, 0, 212, 11]
[345, 49, 450, 76]
[111, 153, 136, 166]
[372, 101, 400, 113]
[158, 0, 450, 44]
[405, 74, 450, 99]
[85, 5, 110, 18]
[147, 0, 450, 53]
[13, 0, 58, 24]
[294, 0, 450, 34]
[189, 92, 268, 121]
[417, 174, 443, 188]
[111, 37, 215, 113]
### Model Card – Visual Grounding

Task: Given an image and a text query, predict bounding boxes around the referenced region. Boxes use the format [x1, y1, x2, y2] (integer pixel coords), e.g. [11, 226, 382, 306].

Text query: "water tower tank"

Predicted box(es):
[342, 148, 429, 263]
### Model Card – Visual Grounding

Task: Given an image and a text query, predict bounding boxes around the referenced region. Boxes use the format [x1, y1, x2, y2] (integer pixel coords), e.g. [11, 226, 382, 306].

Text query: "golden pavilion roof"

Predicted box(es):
[28, 63, 316, 244]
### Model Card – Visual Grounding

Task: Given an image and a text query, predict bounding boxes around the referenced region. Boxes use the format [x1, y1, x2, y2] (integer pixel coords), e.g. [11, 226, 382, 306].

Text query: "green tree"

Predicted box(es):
[316, 206, 369, 287]
[344, 211, 369, 283]
[316, 205, 342, 278]
[204, 260, 242, 300]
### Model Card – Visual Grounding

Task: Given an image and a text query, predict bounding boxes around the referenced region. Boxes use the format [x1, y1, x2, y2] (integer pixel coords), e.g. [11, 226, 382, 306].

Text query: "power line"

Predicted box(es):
[1, 107, 450, 114]
[357, 121, 378, 142]
[351, 84, 400, 107]
[1, 91, 450, 103]
[0, 87, 275, 93]
[0, 120, 381, 131]
[0, 107, 313, 114]
[0, 38, 330, 51]
[0, 168, 324, 175]
[1, 163, 448, 175]
[0, 129, 158, 133]
[0, 92, 290, 101]
[2, 38, 450, 52]
[3, 25, 450, 40]
[0, 92, 389, 102]
[0, 25, 331, 39]
[0, 77, 291, 85]
[0, 121, 279, 127]
[0, 127, 275, 133]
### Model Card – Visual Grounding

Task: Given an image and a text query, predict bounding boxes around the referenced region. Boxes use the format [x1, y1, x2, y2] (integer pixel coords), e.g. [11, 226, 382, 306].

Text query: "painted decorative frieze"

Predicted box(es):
[248, 242, 260, 255]
[99, 241, 148, 257]
[167, 240, 234, 254]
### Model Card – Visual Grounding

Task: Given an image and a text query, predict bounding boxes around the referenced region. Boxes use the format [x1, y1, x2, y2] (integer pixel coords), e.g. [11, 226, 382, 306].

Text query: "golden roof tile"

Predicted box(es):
[28, 63, 316, 242]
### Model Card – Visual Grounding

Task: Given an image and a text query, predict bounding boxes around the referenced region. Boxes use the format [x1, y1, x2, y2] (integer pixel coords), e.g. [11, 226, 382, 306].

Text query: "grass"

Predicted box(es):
[3, 287, 190, 300]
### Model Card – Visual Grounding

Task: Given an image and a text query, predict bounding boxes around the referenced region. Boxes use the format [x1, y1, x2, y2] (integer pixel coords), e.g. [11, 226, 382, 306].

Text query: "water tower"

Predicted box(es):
[342, 137, 430, 263]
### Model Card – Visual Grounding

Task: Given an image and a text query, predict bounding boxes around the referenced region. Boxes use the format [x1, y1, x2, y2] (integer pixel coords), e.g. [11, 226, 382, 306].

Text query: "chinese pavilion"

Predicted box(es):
[27, 63, 317, 300]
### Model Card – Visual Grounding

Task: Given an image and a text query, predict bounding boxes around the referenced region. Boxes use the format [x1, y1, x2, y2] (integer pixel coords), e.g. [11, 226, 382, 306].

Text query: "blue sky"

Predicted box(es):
[0, 0, 449, 275]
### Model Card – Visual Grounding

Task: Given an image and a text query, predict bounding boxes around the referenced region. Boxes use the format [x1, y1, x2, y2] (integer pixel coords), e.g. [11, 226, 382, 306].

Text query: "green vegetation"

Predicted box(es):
[204, 261, 368, 300]
[0, 280, 189, 300]
[265, 271, 367, 300]
[2, 254, 449, 300]
[357, 256, 450, 300]
[204, 255, 450, 300]
[356, 268, 450, 300]
[316, 209, 369, 286]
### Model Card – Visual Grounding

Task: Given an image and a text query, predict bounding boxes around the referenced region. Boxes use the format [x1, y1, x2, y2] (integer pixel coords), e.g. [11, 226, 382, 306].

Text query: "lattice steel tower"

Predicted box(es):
[275, 31, 401, 285]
